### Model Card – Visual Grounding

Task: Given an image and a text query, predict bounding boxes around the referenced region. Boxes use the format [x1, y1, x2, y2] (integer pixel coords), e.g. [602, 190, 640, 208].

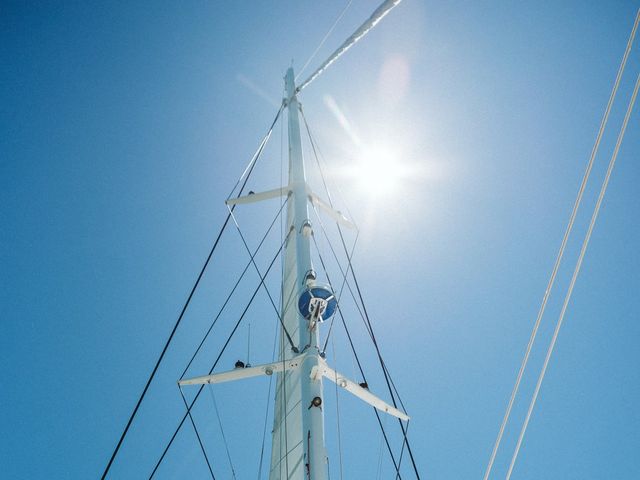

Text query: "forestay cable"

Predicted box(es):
[506, 70, 640, 480]
[376, 415, 389, 480]
[299, 105, 358, 230]
[482, 9, 640, 479]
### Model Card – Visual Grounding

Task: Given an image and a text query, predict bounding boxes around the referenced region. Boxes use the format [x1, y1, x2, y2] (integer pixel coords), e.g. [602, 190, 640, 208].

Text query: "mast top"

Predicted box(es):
[285, 67, 297, 101]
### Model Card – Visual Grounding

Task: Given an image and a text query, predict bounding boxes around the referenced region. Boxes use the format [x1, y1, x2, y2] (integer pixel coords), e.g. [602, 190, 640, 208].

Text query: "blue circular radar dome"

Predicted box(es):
[298, 285, 337, 321]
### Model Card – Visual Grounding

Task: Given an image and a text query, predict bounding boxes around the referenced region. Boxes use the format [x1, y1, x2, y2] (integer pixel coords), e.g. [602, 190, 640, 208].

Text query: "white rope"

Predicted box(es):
[506, 68, 640, 480]
[296, 0, 354, 82]
[482, 9, 640, 479]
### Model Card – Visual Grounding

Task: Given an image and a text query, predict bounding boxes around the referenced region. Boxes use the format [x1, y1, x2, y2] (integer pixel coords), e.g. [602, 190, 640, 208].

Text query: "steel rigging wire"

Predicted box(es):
[179, 387, 216, 480]
[506, 68, 640, 480]
[483, 9, 640, 479]
[206, 385, 237, 479]
[100, 103, 283, 479]
[299, 105, 360, 355]
[296, 0, 403, 94]
[103, 0, 409, 474]
[304, 133, 406, 476]
[301, 106, 421, 478]
[256, 324, 280, 480]
[171, 199, 291, 478]
[309, 216, 405, 477]
[180, 197, 290, 381]
[228, 207, 297, 350]
[311, 233, 405, 479]
[295, 0, 354, 82]
[149, 227, 293, 479]
[300, 108, 420, 480]
[330, 337, 345, 480]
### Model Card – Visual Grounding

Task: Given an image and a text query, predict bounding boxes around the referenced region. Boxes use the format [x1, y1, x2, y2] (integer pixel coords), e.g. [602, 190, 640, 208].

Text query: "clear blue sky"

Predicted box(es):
[2, 1, 639, 479]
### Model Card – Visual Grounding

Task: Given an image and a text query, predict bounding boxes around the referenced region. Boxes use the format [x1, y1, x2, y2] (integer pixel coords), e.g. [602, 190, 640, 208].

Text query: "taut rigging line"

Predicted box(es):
[483, 8, 640, 480]
[100, 104, 283, 479]
[506, 68, 640, 480]
[150, 227, 293, 479]
[302, 107, 421, 478]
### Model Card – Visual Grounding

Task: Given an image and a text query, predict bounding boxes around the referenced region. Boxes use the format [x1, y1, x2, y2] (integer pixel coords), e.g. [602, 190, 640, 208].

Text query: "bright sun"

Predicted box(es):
[350, 145, 406, 196]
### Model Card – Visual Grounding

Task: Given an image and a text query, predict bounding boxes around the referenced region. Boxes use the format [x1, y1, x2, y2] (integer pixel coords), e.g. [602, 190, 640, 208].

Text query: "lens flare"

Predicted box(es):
[350, 145, 407, 196]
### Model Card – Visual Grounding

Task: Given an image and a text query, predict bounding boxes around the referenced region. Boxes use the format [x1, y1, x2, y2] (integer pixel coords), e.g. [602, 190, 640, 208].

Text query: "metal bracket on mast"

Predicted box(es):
[225, 186, 290, 206]
[307, 190, 355, 229]
[179, 354, 409, 421]
[225, 183, 355, 230]
[178, 355, 306, 386]
[311, 358, 410, 421]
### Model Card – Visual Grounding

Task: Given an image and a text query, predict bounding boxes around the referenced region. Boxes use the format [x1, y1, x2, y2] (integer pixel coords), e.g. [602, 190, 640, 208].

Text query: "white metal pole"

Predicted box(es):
[285, 67, 327, 480]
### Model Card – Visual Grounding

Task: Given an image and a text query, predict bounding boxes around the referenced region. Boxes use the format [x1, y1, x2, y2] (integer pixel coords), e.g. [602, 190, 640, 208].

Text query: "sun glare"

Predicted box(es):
[323, 94, 421, 201]
[350, 145, 405, 196]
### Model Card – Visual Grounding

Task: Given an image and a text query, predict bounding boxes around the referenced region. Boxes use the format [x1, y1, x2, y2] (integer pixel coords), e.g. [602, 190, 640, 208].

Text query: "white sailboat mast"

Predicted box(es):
[179, 65, 409, 478]
[275, 67, 328, 480]
[179, 4, 411, 476]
